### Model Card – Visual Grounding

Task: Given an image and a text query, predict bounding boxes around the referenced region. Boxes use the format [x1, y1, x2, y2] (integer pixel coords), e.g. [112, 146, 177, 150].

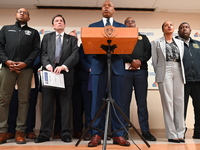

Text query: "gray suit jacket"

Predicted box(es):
[152, 37, 185, 83]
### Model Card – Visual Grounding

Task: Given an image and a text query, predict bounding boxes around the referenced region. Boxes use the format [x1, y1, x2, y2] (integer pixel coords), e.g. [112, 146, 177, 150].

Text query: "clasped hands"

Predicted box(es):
[128, 59, 141, 70]
[6, 60, 27, 74]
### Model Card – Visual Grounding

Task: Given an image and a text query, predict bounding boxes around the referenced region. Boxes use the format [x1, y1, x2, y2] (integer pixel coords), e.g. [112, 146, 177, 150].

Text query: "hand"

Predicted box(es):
[5, 60, 14, 67]
[54, 66, 65, 74]
[9, 64, 21, 74]
[13, 62, 27, 70]
[5, 60, 20, 74]
[128, 66, 137, 70]
[131, 59, 141, 69]
[47, 65, 53, 72]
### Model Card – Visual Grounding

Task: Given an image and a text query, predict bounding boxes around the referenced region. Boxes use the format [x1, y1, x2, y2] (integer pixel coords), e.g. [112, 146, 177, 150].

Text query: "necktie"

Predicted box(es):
[106, 18, 111, 26]
[55, 34, 62, 63]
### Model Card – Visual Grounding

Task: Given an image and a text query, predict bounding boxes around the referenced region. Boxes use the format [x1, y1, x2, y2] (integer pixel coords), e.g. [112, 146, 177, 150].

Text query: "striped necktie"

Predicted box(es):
[106, 18, 111, 26]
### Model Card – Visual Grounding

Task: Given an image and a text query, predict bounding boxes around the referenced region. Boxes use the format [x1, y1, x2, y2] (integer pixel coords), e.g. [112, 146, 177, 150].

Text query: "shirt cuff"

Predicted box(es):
[46, 64, 52, 70]
[62, 65, 69, 72]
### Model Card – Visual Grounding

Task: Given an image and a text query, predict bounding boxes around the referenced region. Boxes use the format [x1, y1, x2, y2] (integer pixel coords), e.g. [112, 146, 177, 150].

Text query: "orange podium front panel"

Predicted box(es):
[81, 26, 138, 54]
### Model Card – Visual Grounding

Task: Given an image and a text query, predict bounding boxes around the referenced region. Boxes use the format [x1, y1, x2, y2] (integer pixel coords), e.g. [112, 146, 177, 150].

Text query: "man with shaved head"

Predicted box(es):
[87, 0, 130, 147]
[122, 17, 156, 141]
[0, 8, 40, 144]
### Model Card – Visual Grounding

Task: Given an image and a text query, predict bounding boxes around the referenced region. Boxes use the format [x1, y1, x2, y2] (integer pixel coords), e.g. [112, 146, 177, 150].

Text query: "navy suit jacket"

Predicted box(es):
[89, 20, 126, 75]
[79, 44, 92, 80]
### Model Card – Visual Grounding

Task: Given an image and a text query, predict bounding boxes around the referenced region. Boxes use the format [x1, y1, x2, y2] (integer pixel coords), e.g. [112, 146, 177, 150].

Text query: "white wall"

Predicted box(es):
[0, 8, 198, 130]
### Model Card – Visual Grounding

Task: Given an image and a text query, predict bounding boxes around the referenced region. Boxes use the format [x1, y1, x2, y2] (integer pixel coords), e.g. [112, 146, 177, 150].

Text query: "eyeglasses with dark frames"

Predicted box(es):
[17, 10, 29, 15]
[125, 20, 135, 24]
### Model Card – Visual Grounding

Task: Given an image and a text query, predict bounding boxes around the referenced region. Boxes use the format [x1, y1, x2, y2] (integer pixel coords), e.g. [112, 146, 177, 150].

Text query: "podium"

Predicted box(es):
[76, 26, 150, 150]
[81, 26, 138, 54]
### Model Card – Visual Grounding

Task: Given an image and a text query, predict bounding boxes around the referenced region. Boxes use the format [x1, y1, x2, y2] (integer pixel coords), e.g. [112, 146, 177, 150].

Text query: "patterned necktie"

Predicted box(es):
[55, 34, 62, 63]
[106, 18, 111, 26]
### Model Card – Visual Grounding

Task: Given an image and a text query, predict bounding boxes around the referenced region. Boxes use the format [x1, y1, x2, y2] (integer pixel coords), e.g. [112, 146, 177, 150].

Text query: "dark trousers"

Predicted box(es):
[40, 86, 72, 138]
[72, 78, 84, 133]
[71, 77, 92, 134]
[55, 77, 92, 135]
[81, 79, 92, 133]
[53, 93, 61, 135]
[122, 70, 149, 133]
[184, 82, 200, 134]
[91, 68, 124, 137]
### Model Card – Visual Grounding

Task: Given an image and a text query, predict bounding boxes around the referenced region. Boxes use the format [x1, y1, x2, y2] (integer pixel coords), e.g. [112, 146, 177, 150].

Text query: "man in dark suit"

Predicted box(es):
[87, 0, 130, 147]
[122, 17, 156, 141]
[78, 44, 93, 140]
[71, 43, 93, 140]
[34, 14, 79, 143]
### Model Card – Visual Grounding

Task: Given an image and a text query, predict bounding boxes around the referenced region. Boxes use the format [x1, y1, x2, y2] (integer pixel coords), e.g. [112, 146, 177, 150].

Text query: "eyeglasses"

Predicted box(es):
[17, 10, 29, 15]
[125, 20, 135, 24]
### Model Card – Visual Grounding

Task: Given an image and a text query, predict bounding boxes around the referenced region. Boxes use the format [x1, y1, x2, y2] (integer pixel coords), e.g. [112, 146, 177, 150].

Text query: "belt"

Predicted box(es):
[166, 59, 180, 62]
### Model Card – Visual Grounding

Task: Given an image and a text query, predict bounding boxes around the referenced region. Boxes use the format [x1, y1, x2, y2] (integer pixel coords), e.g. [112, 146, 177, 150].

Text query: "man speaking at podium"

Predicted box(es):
[87, 0, 130, 147]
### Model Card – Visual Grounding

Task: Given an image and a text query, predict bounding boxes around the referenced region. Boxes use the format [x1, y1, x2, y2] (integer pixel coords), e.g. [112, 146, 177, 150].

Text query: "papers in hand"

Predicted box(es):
[40, 70, 65, 89]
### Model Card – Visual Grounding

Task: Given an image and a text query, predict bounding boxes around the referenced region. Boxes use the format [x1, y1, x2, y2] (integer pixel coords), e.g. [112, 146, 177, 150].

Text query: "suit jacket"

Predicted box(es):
[89, 20, 126, 75]
[41, 32, 79, 86]
[152, 37, 185, 83]
[79, 44, 92, 80]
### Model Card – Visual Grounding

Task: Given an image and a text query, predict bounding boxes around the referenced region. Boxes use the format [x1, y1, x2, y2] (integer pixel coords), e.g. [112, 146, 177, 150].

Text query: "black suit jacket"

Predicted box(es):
[41, 32, 79, 86]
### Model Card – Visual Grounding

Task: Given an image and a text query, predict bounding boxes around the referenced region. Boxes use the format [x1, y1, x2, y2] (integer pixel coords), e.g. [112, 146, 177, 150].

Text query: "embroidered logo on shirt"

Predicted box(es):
[193, 43, 200, 49]
[25, 30, 32, 35]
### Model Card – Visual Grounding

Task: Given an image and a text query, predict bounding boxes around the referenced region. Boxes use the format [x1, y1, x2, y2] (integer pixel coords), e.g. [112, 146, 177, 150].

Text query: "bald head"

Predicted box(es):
[15, 8, 30, 24]
[124, 17, 136, 27]
[101, 0, 115, 18]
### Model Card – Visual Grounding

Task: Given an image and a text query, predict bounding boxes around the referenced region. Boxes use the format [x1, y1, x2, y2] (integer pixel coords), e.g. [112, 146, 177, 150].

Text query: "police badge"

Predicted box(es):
[193, 43, 200, 49]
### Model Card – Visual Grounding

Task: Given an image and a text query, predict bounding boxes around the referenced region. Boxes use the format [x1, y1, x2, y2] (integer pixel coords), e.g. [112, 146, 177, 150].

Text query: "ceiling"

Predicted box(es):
[0, 0, 200, 13]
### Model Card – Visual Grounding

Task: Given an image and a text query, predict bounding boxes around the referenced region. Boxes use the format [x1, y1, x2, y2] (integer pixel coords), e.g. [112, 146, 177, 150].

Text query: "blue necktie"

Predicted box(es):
[106, 18, 111, 26]
[55, 34, 62, 63]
